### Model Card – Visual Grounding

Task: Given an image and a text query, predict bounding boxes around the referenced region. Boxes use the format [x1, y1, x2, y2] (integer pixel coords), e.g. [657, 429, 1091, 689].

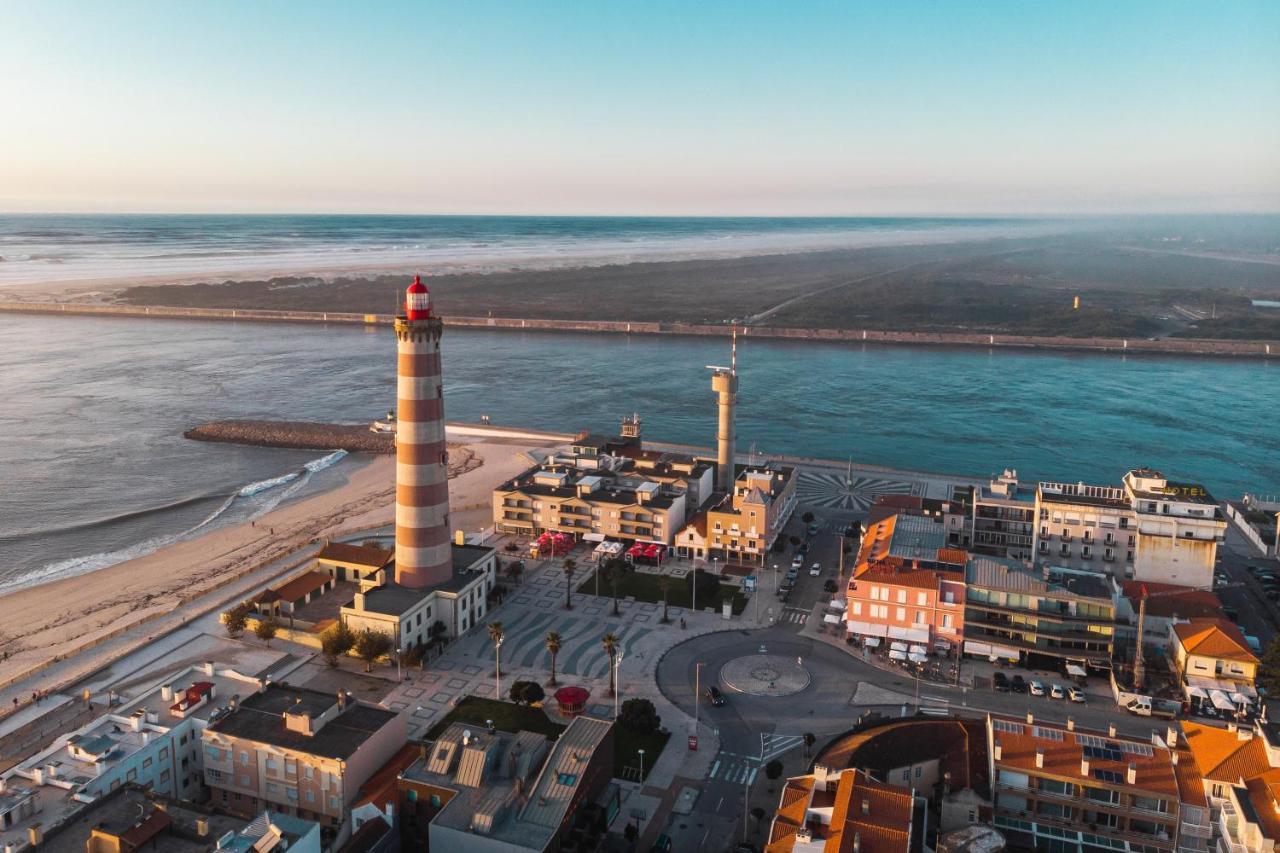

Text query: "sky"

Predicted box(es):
[2, 1, 1278, 216]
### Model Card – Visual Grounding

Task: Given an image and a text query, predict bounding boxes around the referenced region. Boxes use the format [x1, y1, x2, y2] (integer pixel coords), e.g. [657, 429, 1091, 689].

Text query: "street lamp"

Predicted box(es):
[495, 636, 504, 700]
[773, 563, 778, 590]
[395, 647, 402, 683]
[614, 650, 626, 719]
[638, 748, 646, 780]
[694, 661, 704, 732]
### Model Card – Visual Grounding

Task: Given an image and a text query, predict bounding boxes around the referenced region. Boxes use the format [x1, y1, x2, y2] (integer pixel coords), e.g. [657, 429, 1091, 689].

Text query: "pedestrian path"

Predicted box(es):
[708, 752, 759, 784]
[777, 606, 811, 624]
[760, 733, 806, 762]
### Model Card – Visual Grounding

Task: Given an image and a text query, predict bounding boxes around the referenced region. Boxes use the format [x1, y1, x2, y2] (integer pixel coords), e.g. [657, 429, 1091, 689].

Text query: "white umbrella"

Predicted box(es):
[890, 641, 908, 653]
[1210, 690, 1235, 711]
[909, 645, 928, 656]
[864, 637, 881, 648]
[889, 649, 908, 661]
[908, 652, 929, 664]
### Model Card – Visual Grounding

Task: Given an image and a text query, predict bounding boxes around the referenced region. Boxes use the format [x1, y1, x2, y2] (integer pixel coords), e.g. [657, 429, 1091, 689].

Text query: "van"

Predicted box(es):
[1126, 698, 1177, 719]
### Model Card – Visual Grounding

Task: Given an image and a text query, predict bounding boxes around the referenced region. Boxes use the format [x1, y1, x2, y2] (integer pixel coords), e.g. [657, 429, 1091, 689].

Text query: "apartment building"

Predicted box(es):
[856, 513, 969, 573]
[1036, 481, 1137, 575]
[399, 716, 615, 853]
[846, 565, 965, 651]
[202, 685, 406, 828]
[0, 662, 266, 853]
[988, 714, 1211, 853]
[867, 494, 972, 549]
[963, 556, 1116, 669]
[765, 766, 918, 853]
[971, 471, 1037, 562]
[494, 465, 688, 545]
[1181, 720, 1280, 853]
[677, 464, 797, 566]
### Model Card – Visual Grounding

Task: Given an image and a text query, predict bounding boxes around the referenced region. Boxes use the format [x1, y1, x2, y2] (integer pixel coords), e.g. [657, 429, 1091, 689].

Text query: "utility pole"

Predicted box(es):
[694, 662, 703, 732]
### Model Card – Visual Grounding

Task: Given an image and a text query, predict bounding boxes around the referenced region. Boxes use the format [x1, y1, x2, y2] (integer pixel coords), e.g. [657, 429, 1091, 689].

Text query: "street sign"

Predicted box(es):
[688, 735, 698, 751]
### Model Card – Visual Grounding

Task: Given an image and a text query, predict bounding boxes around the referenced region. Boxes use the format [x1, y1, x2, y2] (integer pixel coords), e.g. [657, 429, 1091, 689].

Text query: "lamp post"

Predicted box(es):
[638, 748, 646, 780]
[694, 662, 704, 732]
[773, 563, 778, 591]
[495, 636, 504, 700]
[614, 650, 625, 719]
[395, 647, 402, 683]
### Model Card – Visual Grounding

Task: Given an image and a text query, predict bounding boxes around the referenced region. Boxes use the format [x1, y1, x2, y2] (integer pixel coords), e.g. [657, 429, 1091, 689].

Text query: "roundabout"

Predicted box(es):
[719, 653, 811, 697]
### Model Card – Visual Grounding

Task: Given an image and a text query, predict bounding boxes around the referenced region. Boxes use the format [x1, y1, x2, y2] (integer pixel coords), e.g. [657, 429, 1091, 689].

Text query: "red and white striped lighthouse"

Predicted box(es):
[393, 275, 452, 588]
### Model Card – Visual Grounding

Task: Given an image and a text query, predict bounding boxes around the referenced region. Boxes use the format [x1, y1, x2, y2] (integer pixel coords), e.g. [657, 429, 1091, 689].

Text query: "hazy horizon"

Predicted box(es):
[3, 2, 1278, 216]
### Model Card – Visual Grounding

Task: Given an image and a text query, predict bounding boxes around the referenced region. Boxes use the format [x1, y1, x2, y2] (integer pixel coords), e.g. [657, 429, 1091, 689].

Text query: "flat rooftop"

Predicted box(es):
[205, 684, 398, 760]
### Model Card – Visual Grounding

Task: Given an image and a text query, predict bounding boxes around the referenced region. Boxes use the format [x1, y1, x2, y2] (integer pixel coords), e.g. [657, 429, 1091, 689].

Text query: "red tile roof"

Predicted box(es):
[274, 570, 331, 604]
[766, 769, 913, 853]
[1173, 619, 1258, 664]
[356, 742, 421, 810]
[1120, 581, 1223, 620]
[317, 542, 393, 568]
[1182, 722, 1272, 783]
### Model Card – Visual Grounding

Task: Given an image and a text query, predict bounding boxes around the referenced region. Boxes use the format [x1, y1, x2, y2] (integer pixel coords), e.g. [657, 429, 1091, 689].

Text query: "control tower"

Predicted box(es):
[707, 330, 739, 493]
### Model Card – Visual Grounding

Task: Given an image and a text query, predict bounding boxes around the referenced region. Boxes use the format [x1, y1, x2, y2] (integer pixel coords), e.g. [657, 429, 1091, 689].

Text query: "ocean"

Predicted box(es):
[0, 312, 1276, 592]
[0, 214, 1057, 288]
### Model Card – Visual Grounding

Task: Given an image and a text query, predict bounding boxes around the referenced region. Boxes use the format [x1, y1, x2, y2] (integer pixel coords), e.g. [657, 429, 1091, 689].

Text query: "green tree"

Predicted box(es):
[602, 633, 620, 696]
[765, 759, 784, 781]
[658, 575, 671, 623]
[1259, 638, 1280, 694]
[505, 560, 524, 585]
[603, 558, 628, 616]
[545, 631, 562, 687]
[563, 559, 577, 610]
[253, 616, 278, 647]
[488, 622, 505, 689]
[223, 604, 250, 638]
[509, 680, 545, 706]
[751, 806, 767, 834]
[619, 698, 661, 734]
[319, 621, 356, 666]
[802, 511, 815, 524]
[355, 629, 394, 672]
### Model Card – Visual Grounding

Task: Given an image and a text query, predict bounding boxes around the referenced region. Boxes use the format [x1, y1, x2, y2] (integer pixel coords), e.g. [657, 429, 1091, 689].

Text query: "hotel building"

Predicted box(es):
[970, 471, 1037, 563]
[679, 463, 798, 566]
[988, 714, 1211, 853]
[1034, 470, 1226, 588]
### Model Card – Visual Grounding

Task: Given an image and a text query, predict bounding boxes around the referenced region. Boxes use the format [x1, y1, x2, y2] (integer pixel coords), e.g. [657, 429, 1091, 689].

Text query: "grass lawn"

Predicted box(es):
[424, 695, 566, 741]
[614, 727, 670, 783]
[577, 568, 747, 615]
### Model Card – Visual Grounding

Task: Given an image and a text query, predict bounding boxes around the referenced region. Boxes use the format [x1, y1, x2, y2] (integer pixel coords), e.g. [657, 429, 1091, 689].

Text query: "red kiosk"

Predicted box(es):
[554, 685, 590, 718]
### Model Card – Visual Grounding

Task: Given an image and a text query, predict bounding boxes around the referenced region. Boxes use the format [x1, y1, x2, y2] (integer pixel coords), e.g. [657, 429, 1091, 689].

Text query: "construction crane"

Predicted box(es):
[1133, 583, 1206, 691]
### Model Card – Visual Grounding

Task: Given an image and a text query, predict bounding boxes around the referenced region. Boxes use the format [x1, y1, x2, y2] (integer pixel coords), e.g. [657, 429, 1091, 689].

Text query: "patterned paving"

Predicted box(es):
[794, 471, 921, 512]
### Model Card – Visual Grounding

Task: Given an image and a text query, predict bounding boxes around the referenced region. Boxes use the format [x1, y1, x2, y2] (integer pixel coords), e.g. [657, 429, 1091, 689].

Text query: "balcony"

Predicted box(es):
[559, 506, 591, 518]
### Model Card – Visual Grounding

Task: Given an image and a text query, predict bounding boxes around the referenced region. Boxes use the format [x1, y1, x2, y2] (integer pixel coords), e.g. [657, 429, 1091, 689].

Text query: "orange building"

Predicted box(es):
[766, 767, 917, 853]
[845, 565, 965, 651]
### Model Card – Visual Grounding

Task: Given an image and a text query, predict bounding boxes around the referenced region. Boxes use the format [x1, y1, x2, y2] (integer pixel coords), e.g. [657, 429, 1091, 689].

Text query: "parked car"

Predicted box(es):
[993, 672, 1011, 693]
[1069, 686, 1086, 703]
[1215, 572, 1230, 586]
[651, 834, 673, 853]
[798, 542, 811, 555]
[809, 562, 822, 576]
[791, 556, 804, 570]
[1029, 680, 1046, 696]
[705, 686, 726, 707]
[1050, 683, 1065, 700]
[807, 524, 820, 536]
[1011, 675, 1027, 694]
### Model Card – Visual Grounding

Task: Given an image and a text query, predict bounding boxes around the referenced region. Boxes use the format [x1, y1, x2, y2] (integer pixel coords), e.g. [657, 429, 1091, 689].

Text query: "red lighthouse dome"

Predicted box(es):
[405, 275, 431, 320]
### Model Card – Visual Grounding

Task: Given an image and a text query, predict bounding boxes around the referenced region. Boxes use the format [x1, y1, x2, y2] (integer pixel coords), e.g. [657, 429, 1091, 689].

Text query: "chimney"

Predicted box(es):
[993, 740, 1002, 761]
[1167, 726, 1178, 748]
[1171, 752, 1179, 766]
[354, 592, 366, 610]
[28, 825, 42, 847]
[1127, 763, 1137, 785]
[1066, 717, 1075, 731]
[160, 684, 173, 701]
[1026, 712, 1034, 725]
[1035, 748, 1044, 769]
[196, 818, 209, 838]
[1108, 723, 1117, 738]
[1081, 756, 1090, 775]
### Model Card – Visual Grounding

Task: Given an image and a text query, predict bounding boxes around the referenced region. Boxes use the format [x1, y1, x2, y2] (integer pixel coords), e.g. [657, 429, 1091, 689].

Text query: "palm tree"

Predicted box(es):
[488, 622, 504, 699]
[563, 559, 577, 610]
[658, 575, 671, 624]
[602, 633, 620, 696]
[545, 631, 563, 687]
[604, 558, 627, 617]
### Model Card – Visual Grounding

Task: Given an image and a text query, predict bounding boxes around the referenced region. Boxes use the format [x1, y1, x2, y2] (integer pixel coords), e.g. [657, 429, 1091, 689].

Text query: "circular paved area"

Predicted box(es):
[719, 653, 811, 696]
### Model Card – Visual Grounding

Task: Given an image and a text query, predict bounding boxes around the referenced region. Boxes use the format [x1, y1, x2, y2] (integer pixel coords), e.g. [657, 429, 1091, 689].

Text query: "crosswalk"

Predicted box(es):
[707, 736, 806, 783]
[778, 607, 810, 624]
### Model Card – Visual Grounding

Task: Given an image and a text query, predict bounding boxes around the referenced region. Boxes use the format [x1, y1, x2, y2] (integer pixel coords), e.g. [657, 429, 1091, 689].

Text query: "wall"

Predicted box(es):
[2, 301, 1277, 359]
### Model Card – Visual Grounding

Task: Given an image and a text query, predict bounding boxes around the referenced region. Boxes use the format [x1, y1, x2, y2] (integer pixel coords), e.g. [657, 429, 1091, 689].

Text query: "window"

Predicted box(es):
[126, 769, 137, 782]
[329, 796, 340, 810]
[406, 789, 417, 802]
[941, 614, 953, 628]
[917, 592, 927, 606]
[851, 602, 862, 616]
[267, 782, 280, 794]
[304, 766, 314, 780]
[240, 751, 250, 765]
[160, 747, 169, 760]
[161, 770, 171, 783]
[557, 772, 578, 785]
[143, 757, 153, 769]
[306, 790, 315, 802]
[430, 794, 442, 808]
[895, 607, 905, 621]
[896, 590, 906, 603]
[914, 612, 926, 624]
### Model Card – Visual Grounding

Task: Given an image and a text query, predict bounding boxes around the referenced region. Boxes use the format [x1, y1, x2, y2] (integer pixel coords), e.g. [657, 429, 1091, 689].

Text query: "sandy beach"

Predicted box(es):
[0, 438, 549, 691]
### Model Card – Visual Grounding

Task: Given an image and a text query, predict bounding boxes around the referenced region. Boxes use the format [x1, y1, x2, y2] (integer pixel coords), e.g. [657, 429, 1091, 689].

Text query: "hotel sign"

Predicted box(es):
[1157, 485, 1207, 498]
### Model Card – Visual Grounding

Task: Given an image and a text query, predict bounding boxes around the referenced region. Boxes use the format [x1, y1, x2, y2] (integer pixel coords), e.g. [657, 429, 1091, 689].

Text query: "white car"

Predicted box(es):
[1050, 683, 1065, 700]
[809, 562, 822, 576]
[791, 556, 804, 570]
[1069, 686, 1086, 703]
[1029, 680, 1046, 696]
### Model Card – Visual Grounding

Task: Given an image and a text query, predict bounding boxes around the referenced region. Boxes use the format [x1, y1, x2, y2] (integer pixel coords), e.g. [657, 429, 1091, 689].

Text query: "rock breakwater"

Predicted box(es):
[185, 420, 394, 453]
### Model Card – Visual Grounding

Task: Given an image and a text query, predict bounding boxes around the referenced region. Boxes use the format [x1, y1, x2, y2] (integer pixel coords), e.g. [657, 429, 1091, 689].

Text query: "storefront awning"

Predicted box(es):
[889, 649, 908, 661]
[964, 641, 992, 657]
[909, 645, 929, 656]
[863, 637, 882, 648]
[1065, 664, 1087, 678]
[824, 613, 842, 625]
[1210, 690, 1236, 711]
[583, 533, 606, 543]
[887, 626, 930, 643]
[908, 652, 929, 664]
[988, 644, 1020, 661]
[1186, 685, 1208, 699]
[890, 641, 908, 653]
[846, 621, 888, 638]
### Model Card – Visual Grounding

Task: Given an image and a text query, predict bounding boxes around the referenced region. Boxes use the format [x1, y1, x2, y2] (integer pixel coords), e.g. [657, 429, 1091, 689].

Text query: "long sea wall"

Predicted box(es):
[2, 300, 1277, 359]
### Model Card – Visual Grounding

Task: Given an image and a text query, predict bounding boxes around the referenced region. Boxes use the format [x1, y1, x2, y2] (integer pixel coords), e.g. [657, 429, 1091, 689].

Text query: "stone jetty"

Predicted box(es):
[185, 420, 394, 453]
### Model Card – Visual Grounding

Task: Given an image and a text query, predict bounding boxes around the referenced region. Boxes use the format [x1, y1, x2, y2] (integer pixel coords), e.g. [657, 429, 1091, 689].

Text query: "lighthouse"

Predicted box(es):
[393, 275, 453, 588]
[707, 330, 739, 493]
